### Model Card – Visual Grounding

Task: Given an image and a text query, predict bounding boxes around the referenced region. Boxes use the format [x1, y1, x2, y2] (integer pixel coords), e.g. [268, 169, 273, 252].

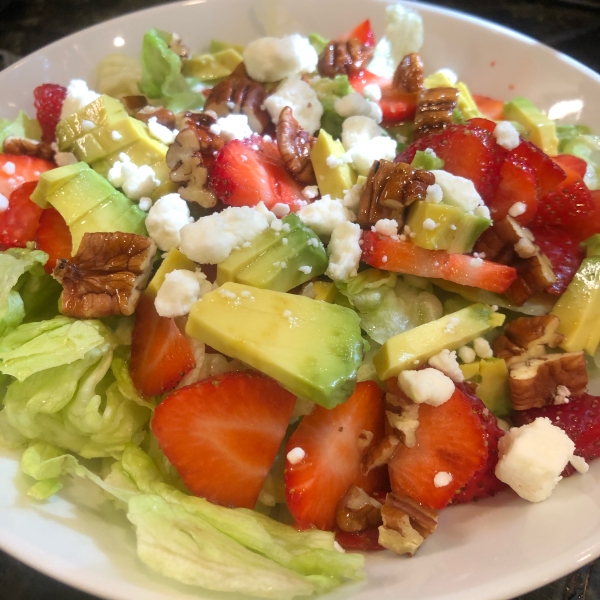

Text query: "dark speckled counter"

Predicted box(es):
[2, 0, 600, 598]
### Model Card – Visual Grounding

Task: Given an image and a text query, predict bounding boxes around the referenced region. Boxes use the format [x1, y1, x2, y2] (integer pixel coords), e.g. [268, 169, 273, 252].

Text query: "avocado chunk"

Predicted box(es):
[310, 129, 356, 199]
[147, 248, 198, 297]
[503, 98, 558, 156]
[186, 282, 364, 407]
[406, 201, 463, 250]
[463, 358, 512, 417]
[182, 48, 243, 82]
[373, 303, 505, 380]
[30, 162, 87, 204]
[208, 40, 245, 54]
[312, 281, 337, 302]
[446, 212, 491, 254]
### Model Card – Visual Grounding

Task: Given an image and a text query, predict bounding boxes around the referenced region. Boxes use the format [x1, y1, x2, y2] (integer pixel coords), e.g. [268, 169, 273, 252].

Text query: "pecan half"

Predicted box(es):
[392, 53, 425, 93]
[135, 105, 177, 130]
[509, 351, 588, 410]
[414, 87, 458, 139]
[276, 106, 316, 185]
[357, 159, 434, 229]
[318, 39, 374, 78]
[2, 136, 55, 161]
[53, 232, 157, 319]
[378, 492, 438, 556]
[385, 392, 420, 448]
[362, 434, 400, 474]
[336, 485, 382, 533]
[121, 95, 149, 115]
[204, 64, 269, 133]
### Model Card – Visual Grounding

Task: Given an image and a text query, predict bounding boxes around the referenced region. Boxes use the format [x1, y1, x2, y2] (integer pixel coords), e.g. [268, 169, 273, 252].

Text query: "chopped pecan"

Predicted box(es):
[385, 392, 420, 448]
[53, 232, 157, 319]
[474, 216, 556, 305]
[378, 492, 438, 556]
[509, 351, 588, 410]
[362, 434, 400, 474]
[392, 53, 425, 93]
[121, 95, 149, 115]
[204, 64, 269, 133]
[169, 33, 190, 59]
[2, 136, 55, 161]
[318, 39, 374, 78]
[357, 429, 374, 452]
[414, 87, 458, 139]
[276, 106, 316, 185]
[357, 159, 434, 229]
[166, 126, 218, 207]
[336, 485, 382, 533]
[135, 105, 177, 130]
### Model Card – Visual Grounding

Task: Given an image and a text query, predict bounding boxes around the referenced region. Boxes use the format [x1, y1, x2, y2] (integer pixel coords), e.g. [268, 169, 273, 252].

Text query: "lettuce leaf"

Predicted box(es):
[0, 110, 42, 146]
[96, 53, 143, 98]
[310, 75, 352, 140]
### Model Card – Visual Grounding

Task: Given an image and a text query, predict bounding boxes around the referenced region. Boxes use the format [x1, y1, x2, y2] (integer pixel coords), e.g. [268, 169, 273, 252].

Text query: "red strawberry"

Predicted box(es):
[510, 140, 566, 198]
[0, 154, 54, 200]
[35, 207, 73, 273]
[348, 70, 391, 95]
[129, 292, 196, 397]
[387, 384, 488, 510]
[380, 91, 417, 126]
[0, 181, 43, 250]
[554, 154, 587, 179]
[452, 383, 507, 504]
[512, 393, 600, 476]
[152, 372, 296, 508]
[335, 528, 384, 552]
[489, 156, 538, 224]
[33, 84, 67, 144]
[208, 136, 305, 210]
[285, 381, 387, 531]
[529, 225, 584, 295]
[338, 19, 375, 47]
[473, 95, 505, 121]
[396, 121, 506, 202]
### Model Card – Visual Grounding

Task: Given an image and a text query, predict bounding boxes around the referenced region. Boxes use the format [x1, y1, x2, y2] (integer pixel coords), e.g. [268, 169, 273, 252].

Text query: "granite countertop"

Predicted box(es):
[2, 0, 600, 598]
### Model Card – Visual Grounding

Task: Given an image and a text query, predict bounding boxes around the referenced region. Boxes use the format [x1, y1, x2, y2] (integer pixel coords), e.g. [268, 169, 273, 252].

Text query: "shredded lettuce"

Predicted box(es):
[96, 53, 143, 98]
[411, 149, 445, 171]
[310, 75, 353, 140]
[559, 132, 600, 190]
[0, 110, 42, 146]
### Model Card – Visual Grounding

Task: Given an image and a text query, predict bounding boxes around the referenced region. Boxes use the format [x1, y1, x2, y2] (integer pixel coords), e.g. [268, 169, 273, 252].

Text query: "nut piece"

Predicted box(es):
[53, 232, 157, 319]
[276, 106, 317, 185]
[204, 64, 270, 133]
[509, 351, 588, 410]
[318, 39, 375, 78]
[335, 485, 382, 533]
[392, 53, 425, 93]
[357, 159, 434, 229]
[414, 87, 458, 139]
[121, 95, 149, 115]
[362, 434, 400, 474]
[385, 392, 420, 448]
[2, 136, 55, 161]
[135, 105, 177, 130]
[378, 492, 438, 556]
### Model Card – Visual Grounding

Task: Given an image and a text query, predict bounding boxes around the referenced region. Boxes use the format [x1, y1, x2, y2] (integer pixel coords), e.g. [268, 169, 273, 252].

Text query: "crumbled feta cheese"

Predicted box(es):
[342, 182, 364, 209]
[508, 202, 527, 218]
[298, 265, 312, 274]
[0, 193, 8, 212]
[302, 185, 320, 200]
[209, 124, 222, 136]
[398, 367, 455, 407]
[145, 193, 191, 251]
[443, 317, 460, 335]
[218, 288, 237, 300]
[111, 130, 123, 141]
[384, 4, 424, 72]
[348, 136, 397, 177]
[264, 76, 323, 134]
[470, 257, 483, 268]
[570, 455, 589, 474]
[473, 337, 493, 359]
[298, 196, 355, 237]
[326, 152, 353, 169]
[147, 116, 178, 145]
[54, 152, 78, 167]
[180, 206, 270, 263]
[554, 385, 571, 405]
[282, 223, 290, 233]
[433, 471, 453, 488]
[428, 348, 464, 383]
[1, 161, 15, 175]
[254, 201, 277, 224]
[286, 446, 306, 464]
[138, 197, 152, 212]
[458, 345, 476, 364]
[155, 269, 212, 318]
[60, 79, 100, 120]
[495, 417, 576, 502]
[474, 204, 491, 219]
[243, 35, 318, 82]
[373, 218, 398, 237]
[270, 219, 283, 232]
[81, 119, 95, 132]
[341, 115, 383, 151]
[273, 261, 287, 269]
[363, 83, 382, 102]
[214, 114, 253, 142]
[272, 203, 291, 217]
[382, 255, 388, 263]
[425, 183, 443, 204]
[307, 237, 319, 247]
[431, 169, 485, 213]
[108, 158, 159, 200]
[493, 121, 520, 151]
[334, 93, 382, 124]
[422, 218, 437, 231]
[326, 221, 362, 281]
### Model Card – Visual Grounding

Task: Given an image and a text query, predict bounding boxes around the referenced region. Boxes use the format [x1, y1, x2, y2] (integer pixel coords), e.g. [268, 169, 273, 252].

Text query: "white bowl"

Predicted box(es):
[2, 1, 600, 600]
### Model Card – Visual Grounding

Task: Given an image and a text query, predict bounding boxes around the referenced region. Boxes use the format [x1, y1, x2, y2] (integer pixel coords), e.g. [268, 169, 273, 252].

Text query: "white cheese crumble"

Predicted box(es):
[111, 130, 123, 141]
[218, 288, 237, 300]
[341, 115, 384, 150]
[425, 183, 443, 204]
[433, 471, 453, 488]
[272, 202, 291, 217]
[147, 116, 178, 145]
[495, 417, 576, 502]
[398, 367, 455, 407]
[473, 337, 493, 359]
[428, 349, 464, 383]
[1, 161, 15, 175]
[508, 201, 527, 218]
[81, 119, 95, 132]
[431, 169, 486, 213]
[348, 136, 397, 177]
[155, 269, 212, 318]
[302, 185, 320, 200]
[423, 218, 437, 231]
[138, 197, 152, 212]
[214, 114, 253, 142]
[470, 257, 483, 268]
[363, 83, 382, 102]
[298, 265, 312, 274]
[443, 317, 460, 334]
[342, 182, 364, 210]
[297, 196, 355, 237]
[458, 345, 476, 364]
[373, 218, 398, 237]
[334, 92, 382, 124]
[326, 221, 362, 281]
[0, 193, 8, 212]
[326, 152, 352, 169]
[107, 154, 159, 200]
[493, 121, 520, 151]
[60, 79, 101, 120]
[145, 193, 191, 251]
[570, 455, 589, 474]
[286, 447, 306, 464]
[554, 385, 571, 405]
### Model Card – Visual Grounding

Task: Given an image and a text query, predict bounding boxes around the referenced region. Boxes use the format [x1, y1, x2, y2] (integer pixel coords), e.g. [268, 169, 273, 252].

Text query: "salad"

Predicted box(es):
[1, 2, 600, 598]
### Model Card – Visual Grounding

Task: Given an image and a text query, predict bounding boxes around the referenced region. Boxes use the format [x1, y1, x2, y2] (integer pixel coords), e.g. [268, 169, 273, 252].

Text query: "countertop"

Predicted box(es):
[2, 0, 600, 598]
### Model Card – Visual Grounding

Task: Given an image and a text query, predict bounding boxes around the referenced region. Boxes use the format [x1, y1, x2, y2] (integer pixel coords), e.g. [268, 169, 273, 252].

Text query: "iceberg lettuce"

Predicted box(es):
[0, 110, 42, 146]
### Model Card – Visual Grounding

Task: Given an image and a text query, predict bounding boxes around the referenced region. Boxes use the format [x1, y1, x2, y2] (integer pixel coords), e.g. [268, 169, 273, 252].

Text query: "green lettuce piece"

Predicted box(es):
[96, 53, 143, 98]
[310, 75, 353, 140]
[411, 149, 444, 171]
[308, 33, 329, 54]
[111, 347, 156, 410]
[0, 110, 42, 146]
[139, 29, 205, 113]
[560, 134, 600, 190]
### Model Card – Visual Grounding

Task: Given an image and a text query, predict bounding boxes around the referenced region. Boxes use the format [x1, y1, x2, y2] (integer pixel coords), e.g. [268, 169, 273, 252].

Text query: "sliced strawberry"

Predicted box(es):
[338, 19, 375, 47]
[509, 141, 566, 198]
[33, 84, 67, 144]
[489, 156, 538, 224]
[285, 381, 386, 531]
[529, 225, 584, 295]
[362, 230, 518, 294]
[380, 91, 417, 126]
[473, 95, 505, 121]
[387, 384, 488, 510]
[0, 154, 54, 200]
[0, 181, 43, 250]
[129, 292, 196, 397]
[348, 70, 391, 95]
[335, 528, 384, 552]
[208, 136, 305, 210]
[512, 393, 600, 476]
[152, 372, 296, 508]
[396, 121, 505, 202]
[452, 383, 507, 504]
[554, 154, 587, 179]
[35, 207, 73, 273]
